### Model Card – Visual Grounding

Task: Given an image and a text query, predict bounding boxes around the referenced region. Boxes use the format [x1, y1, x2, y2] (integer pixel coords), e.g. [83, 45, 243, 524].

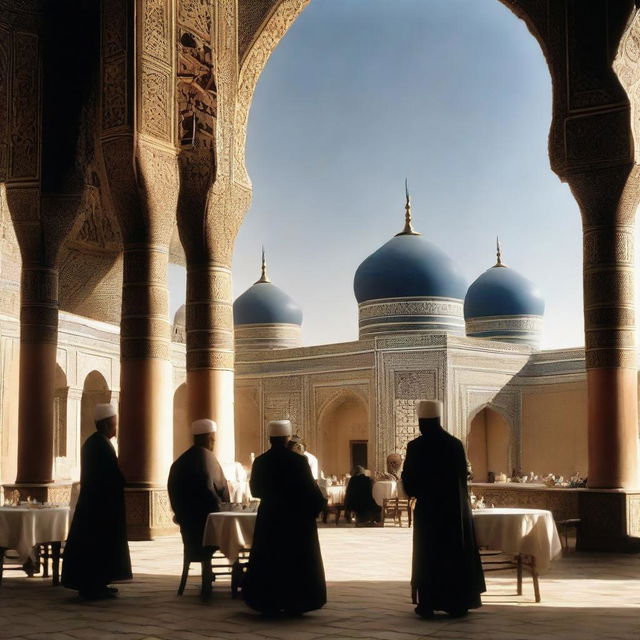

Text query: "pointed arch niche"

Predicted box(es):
[317, 390, 369, 477]
[467, 405, 511, 482]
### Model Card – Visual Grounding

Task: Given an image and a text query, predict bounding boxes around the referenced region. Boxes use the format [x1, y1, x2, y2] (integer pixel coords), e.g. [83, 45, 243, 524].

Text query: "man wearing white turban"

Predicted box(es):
[167, 418, 229, 599]
[402, 400, 485, 618]
[243, 420, 327, 615]
[62, 404, 132, 599]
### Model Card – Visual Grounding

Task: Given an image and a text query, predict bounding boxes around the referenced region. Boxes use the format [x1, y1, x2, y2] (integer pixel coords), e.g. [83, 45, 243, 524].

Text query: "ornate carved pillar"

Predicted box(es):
[15, 265, 58, 485]
[569, 168, 640, 489]
[185, 261, 236, 462]
[119, 242, 173, 486]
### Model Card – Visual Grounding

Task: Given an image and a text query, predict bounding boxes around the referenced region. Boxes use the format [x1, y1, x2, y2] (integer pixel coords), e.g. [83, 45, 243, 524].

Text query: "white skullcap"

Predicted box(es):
[268, 419, 292, 437]
[416, 400, 442, 420]
[94, 403, 117, 422]
[191, 419, 217, 435]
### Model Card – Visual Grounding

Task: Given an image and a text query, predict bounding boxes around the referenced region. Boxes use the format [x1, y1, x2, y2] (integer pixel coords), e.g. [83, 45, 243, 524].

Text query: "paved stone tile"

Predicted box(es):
[0, 527, 638, 639]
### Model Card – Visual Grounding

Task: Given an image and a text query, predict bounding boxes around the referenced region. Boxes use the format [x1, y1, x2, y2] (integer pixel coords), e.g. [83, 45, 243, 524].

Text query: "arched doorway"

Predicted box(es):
[173, 384, 189, 459]
[318, 392, 369, 477]
[467, 406, 511, 482]
[235, 389, 261, 467]
[80, 371, 111, 446]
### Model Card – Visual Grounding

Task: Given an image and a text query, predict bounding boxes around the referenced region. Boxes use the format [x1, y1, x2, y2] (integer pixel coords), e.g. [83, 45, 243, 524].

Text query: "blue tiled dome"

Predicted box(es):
[354, 234, 467, 303]
[464, 265, 544, 319]
[234, 281, 303, 326]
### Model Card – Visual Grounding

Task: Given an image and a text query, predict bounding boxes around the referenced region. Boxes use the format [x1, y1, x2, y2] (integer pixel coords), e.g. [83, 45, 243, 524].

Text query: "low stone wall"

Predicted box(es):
[470, 483, 579, 521]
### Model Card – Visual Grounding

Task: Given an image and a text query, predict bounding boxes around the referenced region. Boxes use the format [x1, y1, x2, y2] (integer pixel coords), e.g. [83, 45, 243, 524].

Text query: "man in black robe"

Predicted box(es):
[401, 399, 485, 618]
[243, 419, 327, 615]
[62, 403, 132, 600]
[344, 466, 381, 526]
[168, 418, 229, 597]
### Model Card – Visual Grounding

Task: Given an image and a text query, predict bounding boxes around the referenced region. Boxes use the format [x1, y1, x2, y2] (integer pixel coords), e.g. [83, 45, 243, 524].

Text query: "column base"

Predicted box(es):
[124, 486, 178, 540]
[577, 490, 640, 552]
[3, 483, 73, 505]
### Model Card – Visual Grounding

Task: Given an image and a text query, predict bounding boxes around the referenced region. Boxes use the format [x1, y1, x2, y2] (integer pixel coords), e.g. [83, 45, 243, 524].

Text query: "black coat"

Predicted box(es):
[243, 445, 327, 614]
[62, 432, 132, 591]
[167, 446, 228, 556]
[401, 425, 486, 613]
[344, 474, 380, 523]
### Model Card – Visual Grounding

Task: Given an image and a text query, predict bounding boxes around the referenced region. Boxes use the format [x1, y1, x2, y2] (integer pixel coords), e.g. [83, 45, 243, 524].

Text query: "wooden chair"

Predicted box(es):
[479, 550, 541, 603]
[177, 548, 248, 599]
[0, 548, 35, 585]
[177, 546, 215, 598]
[382, 497, 413, 527]
[555, 518, 581, 553]
[321, 503, 343, 525]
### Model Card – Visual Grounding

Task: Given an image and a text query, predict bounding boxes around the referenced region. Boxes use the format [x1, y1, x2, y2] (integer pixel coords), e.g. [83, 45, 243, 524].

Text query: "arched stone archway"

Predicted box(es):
[173, 384, 190, 460]
[318, 391, 369, 477]
[235, 388, 261, 467]
[80, 371, 111, 446]
[467, 406, 511, 482]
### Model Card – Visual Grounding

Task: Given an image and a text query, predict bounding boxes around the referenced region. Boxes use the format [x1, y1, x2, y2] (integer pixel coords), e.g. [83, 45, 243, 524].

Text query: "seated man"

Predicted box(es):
[168, 418, 229, 598]
[344, 466, 381, 526]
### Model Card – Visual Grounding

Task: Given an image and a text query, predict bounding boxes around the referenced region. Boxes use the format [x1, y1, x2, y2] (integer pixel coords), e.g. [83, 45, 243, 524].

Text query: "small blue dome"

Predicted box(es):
[354, 234, 467, 303]
[234, 281, 303, 326]
[464, 265, 544, 319]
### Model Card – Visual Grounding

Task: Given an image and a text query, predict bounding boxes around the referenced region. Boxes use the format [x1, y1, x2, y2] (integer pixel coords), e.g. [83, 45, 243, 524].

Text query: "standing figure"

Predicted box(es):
[168, 419, 229, 598]
[243, 419, 327, 615]
[402, 400, 485, 618]
[62, 404, 132, 599]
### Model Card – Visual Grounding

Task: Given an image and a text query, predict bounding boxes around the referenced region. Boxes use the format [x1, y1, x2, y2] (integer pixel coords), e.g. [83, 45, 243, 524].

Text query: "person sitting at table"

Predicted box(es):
[167, 418, 229, 599]
[62, 403, 132, 600]
[243, 419, 327, 616]
[402, 399, 485, 619]
[344, 466, 381, 526]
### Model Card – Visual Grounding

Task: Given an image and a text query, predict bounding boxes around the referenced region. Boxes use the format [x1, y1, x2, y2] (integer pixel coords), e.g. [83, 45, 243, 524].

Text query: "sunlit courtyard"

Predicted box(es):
[0, 527, 638, 640]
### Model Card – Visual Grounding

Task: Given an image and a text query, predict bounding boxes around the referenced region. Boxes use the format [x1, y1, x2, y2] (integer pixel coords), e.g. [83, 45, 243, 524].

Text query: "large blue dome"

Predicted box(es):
[354, 234, 467, 303]
[464, 265, 544, 319]
[234, 281, 303, 326]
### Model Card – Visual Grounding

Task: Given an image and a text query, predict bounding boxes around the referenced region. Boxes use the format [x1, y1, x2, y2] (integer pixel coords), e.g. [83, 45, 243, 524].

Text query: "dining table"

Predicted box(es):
[0, 505, 70, 585]
[202, 511, 257, 563]
[472, 507, 562, 602]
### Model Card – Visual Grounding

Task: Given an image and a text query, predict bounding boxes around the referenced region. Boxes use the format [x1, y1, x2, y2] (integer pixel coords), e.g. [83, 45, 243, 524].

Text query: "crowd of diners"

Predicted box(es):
[62, 400, 485, 619]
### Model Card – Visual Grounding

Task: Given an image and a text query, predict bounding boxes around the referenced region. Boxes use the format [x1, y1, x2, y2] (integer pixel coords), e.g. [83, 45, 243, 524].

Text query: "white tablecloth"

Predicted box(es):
[0, 507, 70, 563]
[472, 508, 562, 574]
[323, 485, 346, 506]
[202, 512, 256, 563]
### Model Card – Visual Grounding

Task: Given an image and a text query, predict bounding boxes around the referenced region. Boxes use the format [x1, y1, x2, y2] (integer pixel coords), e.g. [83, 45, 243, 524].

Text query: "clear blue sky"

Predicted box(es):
[170, 0, 629, 351]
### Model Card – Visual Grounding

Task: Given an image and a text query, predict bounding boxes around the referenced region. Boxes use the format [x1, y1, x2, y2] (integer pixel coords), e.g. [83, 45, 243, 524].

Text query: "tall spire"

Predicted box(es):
[495, 236, 507, 267]
[396, 178, 421, 236]
[256, 245, 271, 283]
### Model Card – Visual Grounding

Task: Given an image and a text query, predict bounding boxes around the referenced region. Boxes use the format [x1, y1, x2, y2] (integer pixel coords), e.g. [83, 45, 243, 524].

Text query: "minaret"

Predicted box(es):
[396, 179, 421, 236]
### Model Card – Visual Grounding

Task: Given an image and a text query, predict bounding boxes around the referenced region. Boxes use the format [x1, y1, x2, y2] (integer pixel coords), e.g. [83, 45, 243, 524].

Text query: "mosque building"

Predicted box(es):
[226, 192, 588, 485]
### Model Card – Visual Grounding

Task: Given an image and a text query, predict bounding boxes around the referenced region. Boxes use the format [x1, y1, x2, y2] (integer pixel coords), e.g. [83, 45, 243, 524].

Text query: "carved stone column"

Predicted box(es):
[15, 266, 58, 487]
[570, 168, 640, 490]
[185, 262, 236, 462]
[119, 243, 173, 487]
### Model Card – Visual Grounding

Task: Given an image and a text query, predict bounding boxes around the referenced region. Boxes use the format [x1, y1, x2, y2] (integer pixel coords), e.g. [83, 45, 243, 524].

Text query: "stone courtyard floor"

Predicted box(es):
[0, 526, 638, 640]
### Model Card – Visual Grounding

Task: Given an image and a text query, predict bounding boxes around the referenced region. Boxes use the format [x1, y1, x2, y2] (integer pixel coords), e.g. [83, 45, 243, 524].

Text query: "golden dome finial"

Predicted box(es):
[256, 245, 271, 283]
[396, 179, 421, 236]
[495, 236, 507, 267]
